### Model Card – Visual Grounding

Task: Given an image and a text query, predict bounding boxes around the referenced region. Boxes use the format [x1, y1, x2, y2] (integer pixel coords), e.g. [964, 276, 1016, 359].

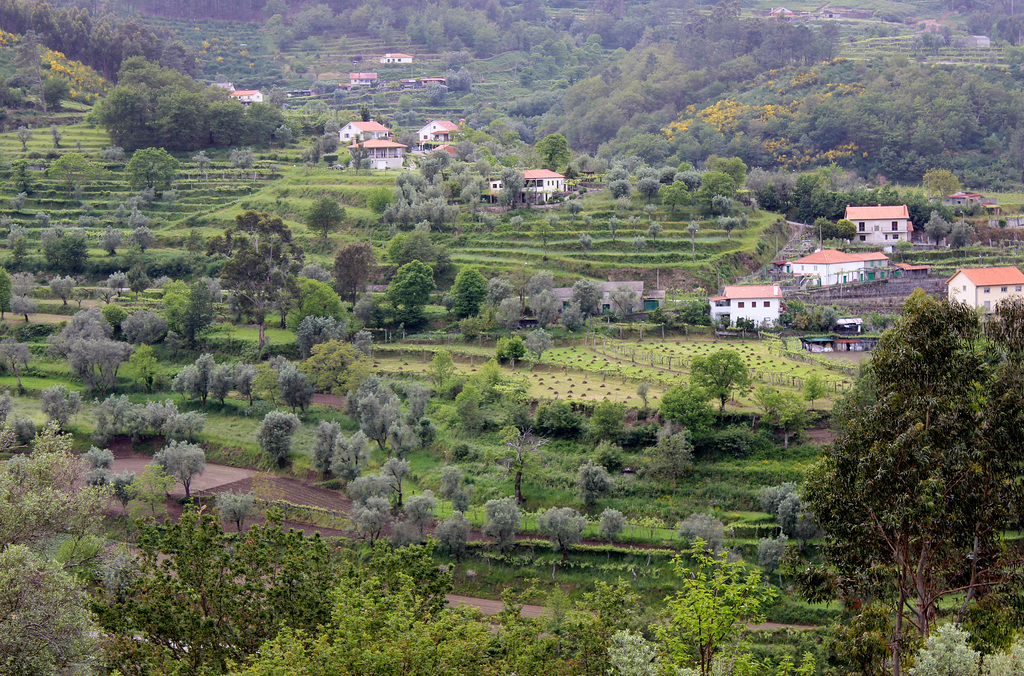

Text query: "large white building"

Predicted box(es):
[349, 72, 378, 87]
[339, 120, 392, 143]
[379, 53, 413, 64]
[846, 204, 913, 245]
[709, 284, 782, 328]
[785, 249, 890, 286]
[348, 139, 407, 170]
[229, 89, 263, 105]
[487, 169, 566, 203]
[946, 267, 1024, 313]
[417, 120, 459, 147]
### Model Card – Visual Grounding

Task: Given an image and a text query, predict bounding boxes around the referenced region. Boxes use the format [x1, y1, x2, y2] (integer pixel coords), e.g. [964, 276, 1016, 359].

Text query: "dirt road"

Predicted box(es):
[445, 594, 816, 631]
[446, 594, 546, 617]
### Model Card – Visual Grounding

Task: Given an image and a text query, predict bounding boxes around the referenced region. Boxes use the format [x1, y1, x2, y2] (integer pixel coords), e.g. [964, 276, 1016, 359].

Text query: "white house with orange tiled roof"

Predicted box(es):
[339, 120, 392, 143]
[709, 283, 782, 327]
[349, 72, 378, 87]
[229, 89, 263, 105]
[417, 120, 459, 147]
[846, 204, 913, 245]
[946, 267, 1024, 313]
[379, 53, 413, 64]
[348, 139, 407, 170]
[786, 249, 890, 286]
[487, 169, 566, 203]
[524, 169, 565, 197]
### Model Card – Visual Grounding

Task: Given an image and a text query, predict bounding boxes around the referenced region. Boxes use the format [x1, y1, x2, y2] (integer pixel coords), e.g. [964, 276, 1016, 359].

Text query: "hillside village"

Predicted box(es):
[4, 0, 1024, 674]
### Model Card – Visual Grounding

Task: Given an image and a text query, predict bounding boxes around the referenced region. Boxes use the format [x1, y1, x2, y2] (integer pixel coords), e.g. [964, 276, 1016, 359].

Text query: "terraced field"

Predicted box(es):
[374, 333, 851, 413]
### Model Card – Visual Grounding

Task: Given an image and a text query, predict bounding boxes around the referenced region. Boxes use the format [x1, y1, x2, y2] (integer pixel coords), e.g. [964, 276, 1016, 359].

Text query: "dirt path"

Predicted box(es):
[111, 457, 257, 497]
[447, 594, 546, 617]
[444, 594, 817, 631]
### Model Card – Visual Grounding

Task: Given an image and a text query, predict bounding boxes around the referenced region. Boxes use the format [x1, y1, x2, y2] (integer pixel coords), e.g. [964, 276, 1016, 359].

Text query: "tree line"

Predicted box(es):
[98, 58, 286, 151]
[0, 0, 187, 79]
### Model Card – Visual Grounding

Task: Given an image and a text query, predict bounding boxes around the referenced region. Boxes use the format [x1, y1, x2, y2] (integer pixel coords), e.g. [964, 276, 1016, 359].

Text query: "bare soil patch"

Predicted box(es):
[110, 457, 256, 498]
[447, 594, 545, 618]
[313, 393, 347, 409]
[805, 427, 835, 444]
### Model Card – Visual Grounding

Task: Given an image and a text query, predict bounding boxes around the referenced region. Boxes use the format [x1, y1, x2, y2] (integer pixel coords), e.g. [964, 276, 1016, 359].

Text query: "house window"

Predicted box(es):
[813, 266, 817, 271]
[985, 301, 991, 310]
[963, 285, 967, 291]
[859, 235, 866, 241]
[1017, 286, 1022, 292]
[858, 222, 865, 231]
[884, 234, 888, 240]
[984, 288, 990, 293]
[764, 301, 771, 307]
[738, 302, 745, 308]
[893, 234, 898, 240]
[874, 225, 879, 231]
[1002, 287, 1008, 292]
[892, 222, 898, 230]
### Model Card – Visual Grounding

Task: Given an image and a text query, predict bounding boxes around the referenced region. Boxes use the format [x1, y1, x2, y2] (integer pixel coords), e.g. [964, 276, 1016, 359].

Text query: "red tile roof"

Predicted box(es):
[349, 72, 378, 80]
[348, 121, 390, 132]
[383, 53, 412, 58]
[523, 169, 565, 179]
[230, 90, 260, 96]
[348, 139, 407, 148]
[791, 249, 889, 265]
[428, 120, 459, 131]
[711, 284, 781, 301]
[845, 204, 909, 220]
[945, 267, 1024, 287]
[895, 263, 931, 271]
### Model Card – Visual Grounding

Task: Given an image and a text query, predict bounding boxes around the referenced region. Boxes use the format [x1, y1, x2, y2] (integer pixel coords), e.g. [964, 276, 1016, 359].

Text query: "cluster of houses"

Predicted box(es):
[715, 200, 1022, 329]
[712, 263, 1024, 333]
[337, 118, 462, 170]
[337, 118, 567, 200]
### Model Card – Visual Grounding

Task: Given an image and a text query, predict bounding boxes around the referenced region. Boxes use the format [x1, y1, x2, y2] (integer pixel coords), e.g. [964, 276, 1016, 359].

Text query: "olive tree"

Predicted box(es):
[439, 465, 471, 512]
[353, 496, 390, 545]
[208, 364, 235, 405]
[483, 496, 521, 554]
[435, 511, 471, 562]
[256, 410, 300, 468]
[524, 328, 552, 362]
[353, 376, 401, 454]
[11, 294, 36, 322]
[402, 490, 436, 538]
[296, 316, 346, 358]
[153, 440, 206, 499]
[0, 338, 30, 390]
[576, 460, 613, 509]
[538, 506, 587, 561]
[48, 276, 75, 305]
[331, 430, 370, 482]
[599, 508, 627, 542]
[119, 309, 167, 346]
[312, 420, 341, 476]
[677, 512, 725, 552]
[100, 227, 123, 256]
[40, 385, 83, 429]
[216, 491, 255, 532]
[278, 361, 314, 412]
[381, 457, 411, 508]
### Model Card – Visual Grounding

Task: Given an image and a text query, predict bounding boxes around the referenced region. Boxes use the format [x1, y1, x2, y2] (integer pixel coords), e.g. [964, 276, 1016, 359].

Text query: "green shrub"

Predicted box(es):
[101, 304, 129, 331]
